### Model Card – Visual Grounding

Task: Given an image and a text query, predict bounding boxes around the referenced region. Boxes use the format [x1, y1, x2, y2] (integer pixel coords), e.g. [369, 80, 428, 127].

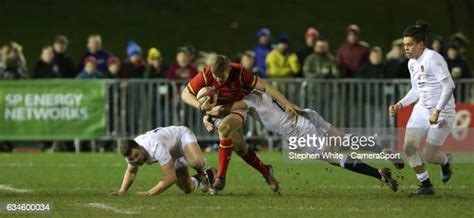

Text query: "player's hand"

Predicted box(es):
[429, 109, 441, 124]
[135, 191, 151, 196]
[109, 190, 126, 196]
[203, 115, 214, 132]
[199, 97, 216, 111]
[206, 105, 226, 117]
[389, 103, 402, 116]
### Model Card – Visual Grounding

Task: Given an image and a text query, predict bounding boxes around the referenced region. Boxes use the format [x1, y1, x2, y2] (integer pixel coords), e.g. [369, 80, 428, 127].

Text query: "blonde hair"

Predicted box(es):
[209, 55, 230, 76]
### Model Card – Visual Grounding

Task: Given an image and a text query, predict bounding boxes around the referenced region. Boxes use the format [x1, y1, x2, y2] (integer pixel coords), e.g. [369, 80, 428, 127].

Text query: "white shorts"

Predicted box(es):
[179, 127, 198, 149]
[212, 110, 248, 128]
[405, 104, 455, 146]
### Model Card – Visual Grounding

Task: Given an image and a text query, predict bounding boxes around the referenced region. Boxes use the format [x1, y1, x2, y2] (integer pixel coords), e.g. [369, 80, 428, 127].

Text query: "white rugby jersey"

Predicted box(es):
[408, 48, 455, 112]
[243, 91, 317, 138]
[127, 126, 188, 167]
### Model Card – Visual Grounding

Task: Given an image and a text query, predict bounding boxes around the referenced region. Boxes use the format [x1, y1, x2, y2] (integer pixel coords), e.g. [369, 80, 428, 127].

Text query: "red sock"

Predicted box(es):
[217, 138, 233, 178]
[242, 148, 269, 177]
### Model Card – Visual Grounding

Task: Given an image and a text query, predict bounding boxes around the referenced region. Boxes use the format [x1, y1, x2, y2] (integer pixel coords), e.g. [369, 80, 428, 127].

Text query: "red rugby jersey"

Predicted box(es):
[187, 63, 258, 105]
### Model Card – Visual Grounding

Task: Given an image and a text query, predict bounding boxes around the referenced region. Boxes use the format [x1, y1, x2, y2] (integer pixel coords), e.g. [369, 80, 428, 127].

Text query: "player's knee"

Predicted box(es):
[218, 123, 232, 137]
[422, 150, 436, 164]
[403, 142, 418, 157]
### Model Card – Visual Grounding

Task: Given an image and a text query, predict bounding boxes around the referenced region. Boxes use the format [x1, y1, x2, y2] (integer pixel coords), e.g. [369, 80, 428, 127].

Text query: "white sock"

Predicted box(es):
[190, 176, 199, 189]
[416, 171, 430, 182]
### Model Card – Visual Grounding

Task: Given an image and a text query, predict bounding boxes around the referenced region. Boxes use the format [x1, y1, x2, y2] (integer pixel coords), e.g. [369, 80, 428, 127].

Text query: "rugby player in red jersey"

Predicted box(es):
[181, 55, 300, 193]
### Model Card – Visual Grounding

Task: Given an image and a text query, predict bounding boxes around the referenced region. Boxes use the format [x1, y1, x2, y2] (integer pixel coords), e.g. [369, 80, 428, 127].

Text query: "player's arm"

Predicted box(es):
[254, 78, 301, 116]
[205, 101, 248, 117]
[110, 165, 139, 196]
[430, 56, 455, 124]
[203, 101, 249, 132]
[389, 73, 419, 116]
[181, 87, 201, 110]
[181, 72, 214, 111]
[136, 161, 176, 196]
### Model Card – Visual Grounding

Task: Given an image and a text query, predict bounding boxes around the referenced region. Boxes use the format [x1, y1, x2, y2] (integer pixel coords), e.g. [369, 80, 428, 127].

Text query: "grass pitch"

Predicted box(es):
[0, 152, 473, 217]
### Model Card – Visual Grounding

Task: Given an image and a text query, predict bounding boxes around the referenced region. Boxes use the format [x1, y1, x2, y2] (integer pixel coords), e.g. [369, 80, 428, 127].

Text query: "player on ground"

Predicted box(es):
[181, 55, 300, 193]
[205, 90, 400, 192]
[389, 21, 455, 196]
[110, 126, 215, 196]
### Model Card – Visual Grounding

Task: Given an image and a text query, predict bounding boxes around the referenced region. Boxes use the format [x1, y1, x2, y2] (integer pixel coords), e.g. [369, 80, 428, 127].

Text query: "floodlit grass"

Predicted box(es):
[0, 152, 473, 217]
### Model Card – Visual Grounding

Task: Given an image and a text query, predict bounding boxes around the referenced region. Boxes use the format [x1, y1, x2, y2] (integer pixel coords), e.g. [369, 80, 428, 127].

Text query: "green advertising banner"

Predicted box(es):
[0, 80, 106, 140]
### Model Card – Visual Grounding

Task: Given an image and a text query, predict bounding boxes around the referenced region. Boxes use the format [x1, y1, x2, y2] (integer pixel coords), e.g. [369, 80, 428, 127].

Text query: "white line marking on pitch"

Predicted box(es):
[84, 203, 139, 215]
[0, 184, 33, 193]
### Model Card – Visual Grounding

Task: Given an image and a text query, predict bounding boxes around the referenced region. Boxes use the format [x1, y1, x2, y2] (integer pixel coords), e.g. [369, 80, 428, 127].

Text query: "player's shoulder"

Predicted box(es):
[229, 63, 244, 74]
[425, 49, 447, 67]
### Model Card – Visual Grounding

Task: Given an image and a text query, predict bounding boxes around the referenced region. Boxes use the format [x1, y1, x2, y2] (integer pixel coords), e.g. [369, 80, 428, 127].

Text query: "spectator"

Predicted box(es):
[240, 51, 260, 75]
[297, 27, 320, 74]
[123, 40, 146, 78]
[253, 28, 272, 78]
[385, 38, 410, 78]
[52, 35, 76, 78]
[446, 44, 471, 79]
[78, 34, 111, 72]
[303, 40, 338, 78]
[104, 56, 121, 79]
[76, 56, 103, 79]
[449, 32, 469, 58]
[431, 34, 445, 56]
[0, 42, 28, 79]
[33, 46, 61, 78]
[144, 47, 165, 78]
[167, 46, 198, 80]
[265, 34, 300, 78]
[355, 46, 389, 78]
[336, 24, 370, 78]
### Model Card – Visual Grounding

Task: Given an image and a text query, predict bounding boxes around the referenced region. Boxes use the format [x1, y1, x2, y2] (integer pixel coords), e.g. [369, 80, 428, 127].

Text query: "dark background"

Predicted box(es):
[0, 0, 472, 71]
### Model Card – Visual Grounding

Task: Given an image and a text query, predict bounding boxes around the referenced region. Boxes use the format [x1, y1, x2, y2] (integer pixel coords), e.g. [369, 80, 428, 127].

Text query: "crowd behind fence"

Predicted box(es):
[99, 79, 474, 151]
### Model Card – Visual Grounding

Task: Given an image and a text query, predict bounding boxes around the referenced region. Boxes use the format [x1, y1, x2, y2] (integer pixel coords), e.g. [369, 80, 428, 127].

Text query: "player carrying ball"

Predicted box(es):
[181, 55, 300, 194]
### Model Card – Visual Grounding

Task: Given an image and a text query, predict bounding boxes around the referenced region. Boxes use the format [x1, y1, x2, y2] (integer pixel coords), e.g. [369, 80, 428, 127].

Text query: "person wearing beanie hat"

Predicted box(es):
[104, 56, 122, 78]
[78, 33, 111, 73]
[127, 40, 142, 58]
[144, 47, 166, 78]
[297, 27, 320, 77]
[52, 34, 76, 78]
[76, 55, 104, 79]
[253, 27, 272, 78]
[123, 40, 146, 78]
[265, 33, 300, 78]
[336, 24, 370, 78]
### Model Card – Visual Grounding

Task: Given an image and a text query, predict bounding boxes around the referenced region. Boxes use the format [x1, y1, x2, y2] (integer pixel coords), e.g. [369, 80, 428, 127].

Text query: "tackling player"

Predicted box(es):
[205, 90, 400, 192]
[181, 55, 300, 193]
[110, 126, 215, 196]
[389, 21, 454, 196]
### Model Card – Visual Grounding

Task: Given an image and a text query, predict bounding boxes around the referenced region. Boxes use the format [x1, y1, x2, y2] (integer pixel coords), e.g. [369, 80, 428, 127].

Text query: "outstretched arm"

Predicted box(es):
[136, 161, 177, 196]
[254, 79, 301, 117]
[110, 165, 138, 195]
